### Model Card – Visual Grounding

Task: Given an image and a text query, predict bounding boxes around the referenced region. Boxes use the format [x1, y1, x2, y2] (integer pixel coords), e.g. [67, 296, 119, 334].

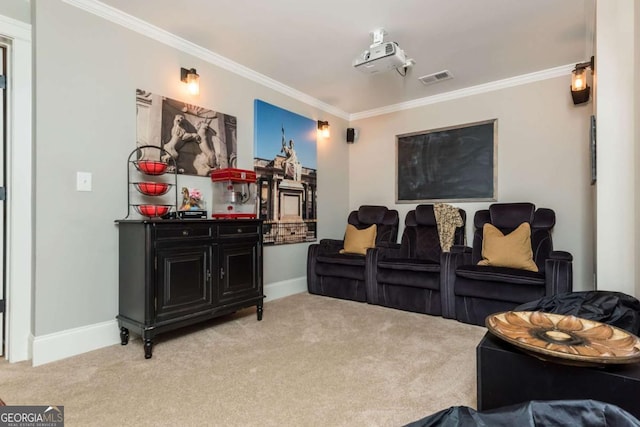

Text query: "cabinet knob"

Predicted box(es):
[182, 230, 189, 236]
[237, 228, 242, 233]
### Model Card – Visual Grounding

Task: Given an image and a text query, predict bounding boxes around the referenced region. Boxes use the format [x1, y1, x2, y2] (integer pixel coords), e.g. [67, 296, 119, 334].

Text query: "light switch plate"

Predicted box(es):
[76, 171, 92, 191]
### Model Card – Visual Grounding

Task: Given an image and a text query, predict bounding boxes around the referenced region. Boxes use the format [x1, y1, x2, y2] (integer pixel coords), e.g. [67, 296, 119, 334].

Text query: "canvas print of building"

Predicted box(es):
[136, 89, 237, 176]
[254, 99, 317, 245]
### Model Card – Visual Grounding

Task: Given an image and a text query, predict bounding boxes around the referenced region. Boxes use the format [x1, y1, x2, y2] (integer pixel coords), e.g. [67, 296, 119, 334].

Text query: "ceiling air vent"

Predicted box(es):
[418, 70, 453, 86]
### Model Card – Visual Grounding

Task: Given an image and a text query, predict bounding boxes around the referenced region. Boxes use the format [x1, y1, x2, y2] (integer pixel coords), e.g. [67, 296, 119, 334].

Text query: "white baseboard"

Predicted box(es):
[28, 278, 307, 365]
[31, 320, 121, 366]
[264, 276, 307, 302]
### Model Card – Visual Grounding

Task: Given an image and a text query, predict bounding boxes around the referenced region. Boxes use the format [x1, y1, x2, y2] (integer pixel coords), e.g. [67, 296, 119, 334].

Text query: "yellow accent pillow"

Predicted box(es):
[339, 224, 377, 256]
[478, 222, 538, 272]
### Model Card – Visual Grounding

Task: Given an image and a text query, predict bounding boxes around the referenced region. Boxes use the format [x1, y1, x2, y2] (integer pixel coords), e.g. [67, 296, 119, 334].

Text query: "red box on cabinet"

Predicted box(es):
[211, 168, 257, 183]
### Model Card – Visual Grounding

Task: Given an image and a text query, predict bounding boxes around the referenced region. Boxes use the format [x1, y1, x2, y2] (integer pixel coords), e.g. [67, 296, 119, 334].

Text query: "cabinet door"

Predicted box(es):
[218, 239, 261, 304]
[155, 242, 214, 322]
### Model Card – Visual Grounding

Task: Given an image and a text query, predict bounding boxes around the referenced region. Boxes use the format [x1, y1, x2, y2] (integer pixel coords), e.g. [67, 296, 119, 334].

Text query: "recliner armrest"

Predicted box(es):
[449, 245, 472, 265]
[450, 245, 472, 254]
[549, 250, 573, 262]
[365, 247, 380, 305]
[545, 251, 573, 296]
[440, 249, 470, 319]
[307, 238, 352, 295]
[316, 238, 345, 256]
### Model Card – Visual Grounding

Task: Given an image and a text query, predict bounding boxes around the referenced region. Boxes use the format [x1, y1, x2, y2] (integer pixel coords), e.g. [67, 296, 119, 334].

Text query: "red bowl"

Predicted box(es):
[135, 160, 168, 175]
[135, 182, 170, 196]
[135, 204, 171, 218]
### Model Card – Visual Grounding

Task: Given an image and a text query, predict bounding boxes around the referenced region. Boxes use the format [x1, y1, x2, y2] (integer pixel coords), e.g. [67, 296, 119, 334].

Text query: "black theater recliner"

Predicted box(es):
[441, 202, 573, 326]
[367, 205, 466, 316]
[307, 205, 399, 302]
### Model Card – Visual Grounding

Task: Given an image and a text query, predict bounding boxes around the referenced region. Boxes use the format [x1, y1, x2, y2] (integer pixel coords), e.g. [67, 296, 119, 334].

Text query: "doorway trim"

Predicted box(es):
[0, 14, 33, 362]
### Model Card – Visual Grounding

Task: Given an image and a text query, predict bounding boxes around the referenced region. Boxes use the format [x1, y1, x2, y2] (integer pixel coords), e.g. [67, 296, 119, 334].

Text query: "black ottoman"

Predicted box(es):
[476, 332, 640, 419]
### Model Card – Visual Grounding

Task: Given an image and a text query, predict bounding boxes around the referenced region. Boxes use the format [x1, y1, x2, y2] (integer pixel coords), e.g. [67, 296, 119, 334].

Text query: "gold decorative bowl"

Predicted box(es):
[486, 311, 640, 366]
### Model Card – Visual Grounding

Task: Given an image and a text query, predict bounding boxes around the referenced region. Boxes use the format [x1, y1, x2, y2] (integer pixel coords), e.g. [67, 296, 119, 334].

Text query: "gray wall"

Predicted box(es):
[595, 0, 638, 296]
[29, 0, 598, 341]
[32, 1, 349, 336]
[350, 76, 594, 292]
[0, 0, 29, 24]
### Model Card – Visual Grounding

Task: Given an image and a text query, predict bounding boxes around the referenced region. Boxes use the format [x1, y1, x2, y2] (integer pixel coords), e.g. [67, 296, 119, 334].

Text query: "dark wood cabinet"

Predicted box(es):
[115, 219, 263, 358]
[155, 241, 214, 322]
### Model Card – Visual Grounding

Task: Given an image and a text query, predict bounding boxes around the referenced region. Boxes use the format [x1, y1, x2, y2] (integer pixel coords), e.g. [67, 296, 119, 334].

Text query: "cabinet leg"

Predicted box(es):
[120, 327, 129, 345]
[144, 339, 153, 359]
[257, 303, 263, 321]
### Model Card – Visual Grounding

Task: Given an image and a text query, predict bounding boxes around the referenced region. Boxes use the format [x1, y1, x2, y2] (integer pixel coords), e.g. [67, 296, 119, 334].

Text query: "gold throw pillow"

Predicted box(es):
[339, 224, 377, 256]
[478, 222, 538, 272]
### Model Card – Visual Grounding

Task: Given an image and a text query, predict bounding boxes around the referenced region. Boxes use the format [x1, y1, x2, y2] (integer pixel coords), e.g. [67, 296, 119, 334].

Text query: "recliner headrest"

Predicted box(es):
[414, 205, 437, 226]
[407, 205, 466, 228]
[474, 210, 491, 229]
[532, 208, 555, 229]
[352, 205, 400, 226]
[357, 205, 387, 225]
[474, 203, 556, 231]
[489, 203, 535, 229]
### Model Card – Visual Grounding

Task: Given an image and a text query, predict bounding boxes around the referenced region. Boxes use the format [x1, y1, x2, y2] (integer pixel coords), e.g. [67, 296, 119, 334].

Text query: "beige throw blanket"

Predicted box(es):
[434, 203, 464, 252]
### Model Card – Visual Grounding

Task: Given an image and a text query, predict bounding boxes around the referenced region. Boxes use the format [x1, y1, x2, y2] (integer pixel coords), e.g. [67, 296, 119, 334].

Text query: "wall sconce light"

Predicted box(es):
[570, 56, 594, 105]
[180, 67, 200, 96]
[317, 120, 330, 138]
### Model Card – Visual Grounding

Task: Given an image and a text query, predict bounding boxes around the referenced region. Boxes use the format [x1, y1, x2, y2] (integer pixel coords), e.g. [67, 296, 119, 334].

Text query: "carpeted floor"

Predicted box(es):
[0, 293, 486, 426]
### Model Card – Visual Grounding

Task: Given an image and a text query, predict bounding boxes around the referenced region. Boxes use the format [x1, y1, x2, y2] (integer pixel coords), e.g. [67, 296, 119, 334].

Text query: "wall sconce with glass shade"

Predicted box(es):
[317, 120, 330, 138]
[570, 56, 594, 105]
[180, 67, 200, 96]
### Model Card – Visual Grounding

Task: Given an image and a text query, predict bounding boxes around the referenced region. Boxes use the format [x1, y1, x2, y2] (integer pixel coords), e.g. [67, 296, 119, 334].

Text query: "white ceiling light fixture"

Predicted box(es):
[353, 28, 415, 75]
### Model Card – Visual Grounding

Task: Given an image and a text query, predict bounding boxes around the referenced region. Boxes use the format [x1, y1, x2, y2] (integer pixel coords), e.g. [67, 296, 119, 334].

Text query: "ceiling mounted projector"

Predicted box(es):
[353, 28, 414, 74]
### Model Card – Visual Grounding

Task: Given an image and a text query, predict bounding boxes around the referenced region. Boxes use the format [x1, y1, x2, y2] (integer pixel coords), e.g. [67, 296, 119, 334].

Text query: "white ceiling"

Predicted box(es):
[97, 0, 593, 117]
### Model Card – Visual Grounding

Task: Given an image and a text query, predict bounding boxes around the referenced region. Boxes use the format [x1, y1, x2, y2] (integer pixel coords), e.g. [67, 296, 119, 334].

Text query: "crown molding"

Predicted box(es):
[0, 14, 31, 40]
[61, 0, 575, 123]
[62, 0, 350, 120]
[349, 64, 575, 121]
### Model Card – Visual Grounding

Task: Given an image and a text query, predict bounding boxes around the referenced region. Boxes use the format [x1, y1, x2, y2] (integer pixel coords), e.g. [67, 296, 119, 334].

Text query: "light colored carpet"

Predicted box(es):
[0, 293, 486, 426]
